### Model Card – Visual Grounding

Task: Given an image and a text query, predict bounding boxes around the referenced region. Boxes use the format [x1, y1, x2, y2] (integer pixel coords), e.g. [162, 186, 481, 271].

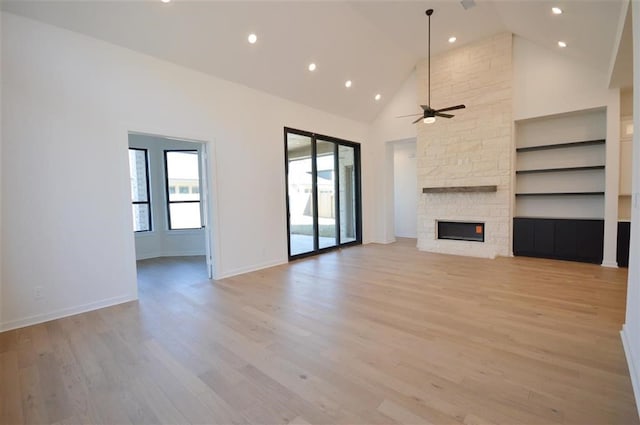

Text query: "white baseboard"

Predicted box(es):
[0, 294, 138, 332]
[601, 260, 619, 268]
[136, 251, 163, 260]
[215, 258, 287, 280]
[136, 251, 206, 260]
[371, 237, 396, 244]
[621, 325, 640, 419]
[161, 250, 206, 258]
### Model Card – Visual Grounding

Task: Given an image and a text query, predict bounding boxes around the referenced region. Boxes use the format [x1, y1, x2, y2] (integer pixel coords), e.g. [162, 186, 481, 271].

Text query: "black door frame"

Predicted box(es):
[284, 127, 362, 260]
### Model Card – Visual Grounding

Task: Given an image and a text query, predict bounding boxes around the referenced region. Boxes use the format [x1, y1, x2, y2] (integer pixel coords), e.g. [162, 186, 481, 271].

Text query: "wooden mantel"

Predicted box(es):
[422, 185, 498, 194]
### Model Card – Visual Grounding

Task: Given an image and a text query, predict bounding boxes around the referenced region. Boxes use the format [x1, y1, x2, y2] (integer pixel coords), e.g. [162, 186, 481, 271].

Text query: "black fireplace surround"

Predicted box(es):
[437, 221, 484, 242]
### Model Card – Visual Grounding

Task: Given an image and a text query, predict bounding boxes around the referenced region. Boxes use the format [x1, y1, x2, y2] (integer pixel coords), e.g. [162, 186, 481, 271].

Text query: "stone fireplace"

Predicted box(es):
[416, 33, 513, 259]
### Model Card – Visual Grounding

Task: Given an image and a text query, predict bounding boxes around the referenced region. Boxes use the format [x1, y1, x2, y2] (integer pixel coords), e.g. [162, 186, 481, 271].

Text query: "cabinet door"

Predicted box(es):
[617, 221, 631, 267]
[554, 220, 577, 258]
[576, 220, 604, 263]
[533, 220, 555, 255]
[513, 218, 535, 254]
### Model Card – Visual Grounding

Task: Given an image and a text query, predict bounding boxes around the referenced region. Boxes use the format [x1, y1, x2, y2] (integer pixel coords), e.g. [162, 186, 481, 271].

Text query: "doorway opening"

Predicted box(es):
[285, 127, 362, 259]
[127, 132, 214, 284]
[392, 138, 418, 239]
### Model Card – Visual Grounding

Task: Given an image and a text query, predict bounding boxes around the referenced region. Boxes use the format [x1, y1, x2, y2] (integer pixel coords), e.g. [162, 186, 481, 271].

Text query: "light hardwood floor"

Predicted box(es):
[1, 239, 638, 424]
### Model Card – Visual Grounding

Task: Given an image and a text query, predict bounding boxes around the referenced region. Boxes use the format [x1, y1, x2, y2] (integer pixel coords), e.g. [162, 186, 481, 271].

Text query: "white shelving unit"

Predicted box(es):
[515, 109, 607, 219]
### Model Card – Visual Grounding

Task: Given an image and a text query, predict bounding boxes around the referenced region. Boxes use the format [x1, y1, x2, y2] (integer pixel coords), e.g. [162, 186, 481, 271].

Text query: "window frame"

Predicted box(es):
[129, 147, 152, 233]
[164, 149, 202, 230]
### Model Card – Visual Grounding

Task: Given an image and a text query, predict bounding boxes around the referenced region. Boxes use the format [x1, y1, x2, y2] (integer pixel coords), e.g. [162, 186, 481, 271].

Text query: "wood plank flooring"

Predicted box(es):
[1, 238, 638, 424]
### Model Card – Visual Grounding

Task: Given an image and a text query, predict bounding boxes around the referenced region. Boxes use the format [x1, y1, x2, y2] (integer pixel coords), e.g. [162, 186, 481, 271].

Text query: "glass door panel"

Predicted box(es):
[338, 145, 357, 244]
[287, 134, 316, 256]
[316, 141, 337, 249]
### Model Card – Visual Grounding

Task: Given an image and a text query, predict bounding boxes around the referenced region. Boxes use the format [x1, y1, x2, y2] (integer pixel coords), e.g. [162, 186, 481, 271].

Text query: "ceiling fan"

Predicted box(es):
[398, 9, 465, 124]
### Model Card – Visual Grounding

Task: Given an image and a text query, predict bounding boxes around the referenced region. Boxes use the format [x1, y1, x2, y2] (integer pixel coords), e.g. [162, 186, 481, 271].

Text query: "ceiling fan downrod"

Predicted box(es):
[426, 9, 433, 108]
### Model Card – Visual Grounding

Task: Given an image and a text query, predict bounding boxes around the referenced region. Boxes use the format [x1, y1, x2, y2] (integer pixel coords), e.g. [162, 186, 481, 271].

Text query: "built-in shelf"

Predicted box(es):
[515, 165, 605, 174]
[422, 185, 497, 194]
[516, 139, 605, 153]
[515, 192, 604, 197]
[514, 110, 606, 264]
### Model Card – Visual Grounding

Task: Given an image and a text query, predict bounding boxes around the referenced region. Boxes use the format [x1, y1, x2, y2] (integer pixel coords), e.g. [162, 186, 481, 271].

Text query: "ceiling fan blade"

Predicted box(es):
[420, 104, 430, 110]
[435, 104, 466, 113]
[435, 112, 454, 118]
[396, 113, 423, 118]
[412, 117, 424, 124]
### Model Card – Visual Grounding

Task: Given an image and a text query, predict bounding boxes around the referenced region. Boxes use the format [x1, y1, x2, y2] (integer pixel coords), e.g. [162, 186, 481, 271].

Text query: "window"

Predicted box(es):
[165, 150, 202, 230]
[128, 148, 151, 232]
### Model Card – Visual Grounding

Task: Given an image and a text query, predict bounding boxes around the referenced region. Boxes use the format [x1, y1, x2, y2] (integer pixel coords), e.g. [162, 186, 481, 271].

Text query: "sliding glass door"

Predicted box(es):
[316, 140, 337, 250]
[287, 133, 315, 256]
[339, 145, 357, 244]
[285, 128, 361, 260]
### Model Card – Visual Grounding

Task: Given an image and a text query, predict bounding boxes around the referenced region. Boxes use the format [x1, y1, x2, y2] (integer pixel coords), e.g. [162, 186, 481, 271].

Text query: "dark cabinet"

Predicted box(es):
[576, 220, 605, 262]
[513, 218, 535, 252]
[618, 221, 631, 267]
[554, 220, 577, 258]
[534, 220, 555, 255]
[513, 218, 604, 264]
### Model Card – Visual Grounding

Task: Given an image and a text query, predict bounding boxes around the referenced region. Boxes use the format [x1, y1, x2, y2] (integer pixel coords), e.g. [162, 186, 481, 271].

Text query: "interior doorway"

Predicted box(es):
[127, 132, 214, 280]
[392, 139, 418, 238]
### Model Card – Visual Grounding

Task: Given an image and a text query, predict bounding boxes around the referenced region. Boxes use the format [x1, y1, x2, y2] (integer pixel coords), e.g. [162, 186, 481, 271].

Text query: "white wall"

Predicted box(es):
[513, 37, 612, 120]
[622, 1, 640, 415]
[128, 134, 206, 260]
[0, 12, 369, 331]
[368, 71, 418, 243]
[513, 35, 621, 267]
[393, 140, 417, 238]
[0, 11, 3, 325]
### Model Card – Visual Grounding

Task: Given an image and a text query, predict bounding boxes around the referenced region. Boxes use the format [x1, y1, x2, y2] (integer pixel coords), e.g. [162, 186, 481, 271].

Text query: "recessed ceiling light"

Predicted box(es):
[345, 80, 352, 88]
[308, 63, 316, 72]
[552, 7, 563, 15]
[448, 36, 457, 43]
[558, 41, 567, 48]
[248, 33, 257, 44]
[161, 0, 171, 3]
[374, 94, 382, 101]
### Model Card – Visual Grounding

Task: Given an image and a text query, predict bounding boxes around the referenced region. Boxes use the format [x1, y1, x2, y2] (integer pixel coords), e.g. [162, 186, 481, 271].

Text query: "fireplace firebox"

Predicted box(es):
[437, 221, 484, 242]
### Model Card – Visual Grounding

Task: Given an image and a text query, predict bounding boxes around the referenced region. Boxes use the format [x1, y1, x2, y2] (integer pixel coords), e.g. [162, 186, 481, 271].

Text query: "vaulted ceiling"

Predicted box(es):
[1, 0, 626, 122]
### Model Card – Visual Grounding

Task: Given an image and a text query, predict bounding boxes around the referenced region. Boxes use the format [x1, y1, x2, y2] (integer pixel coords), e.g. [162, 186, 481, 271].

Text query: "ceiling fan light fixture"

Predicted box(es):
[558, 40, 567, 48]
[308, 63, 316, 71]
[448, 36, 457, 43]
[345, 80, 352, 88]
[397, 8, 466, 125]
[424, 116, 436, 124]
[248, 33, 258, 44]
[552, 7, 563, 15]
[375, 94, 382, 101]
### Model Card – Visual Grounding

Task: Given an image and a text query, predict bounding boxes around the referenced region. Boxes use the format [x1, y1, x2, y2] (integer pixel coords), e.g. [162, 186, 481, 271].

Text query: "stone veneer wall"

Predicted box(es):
[416, 33, 513, 258]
